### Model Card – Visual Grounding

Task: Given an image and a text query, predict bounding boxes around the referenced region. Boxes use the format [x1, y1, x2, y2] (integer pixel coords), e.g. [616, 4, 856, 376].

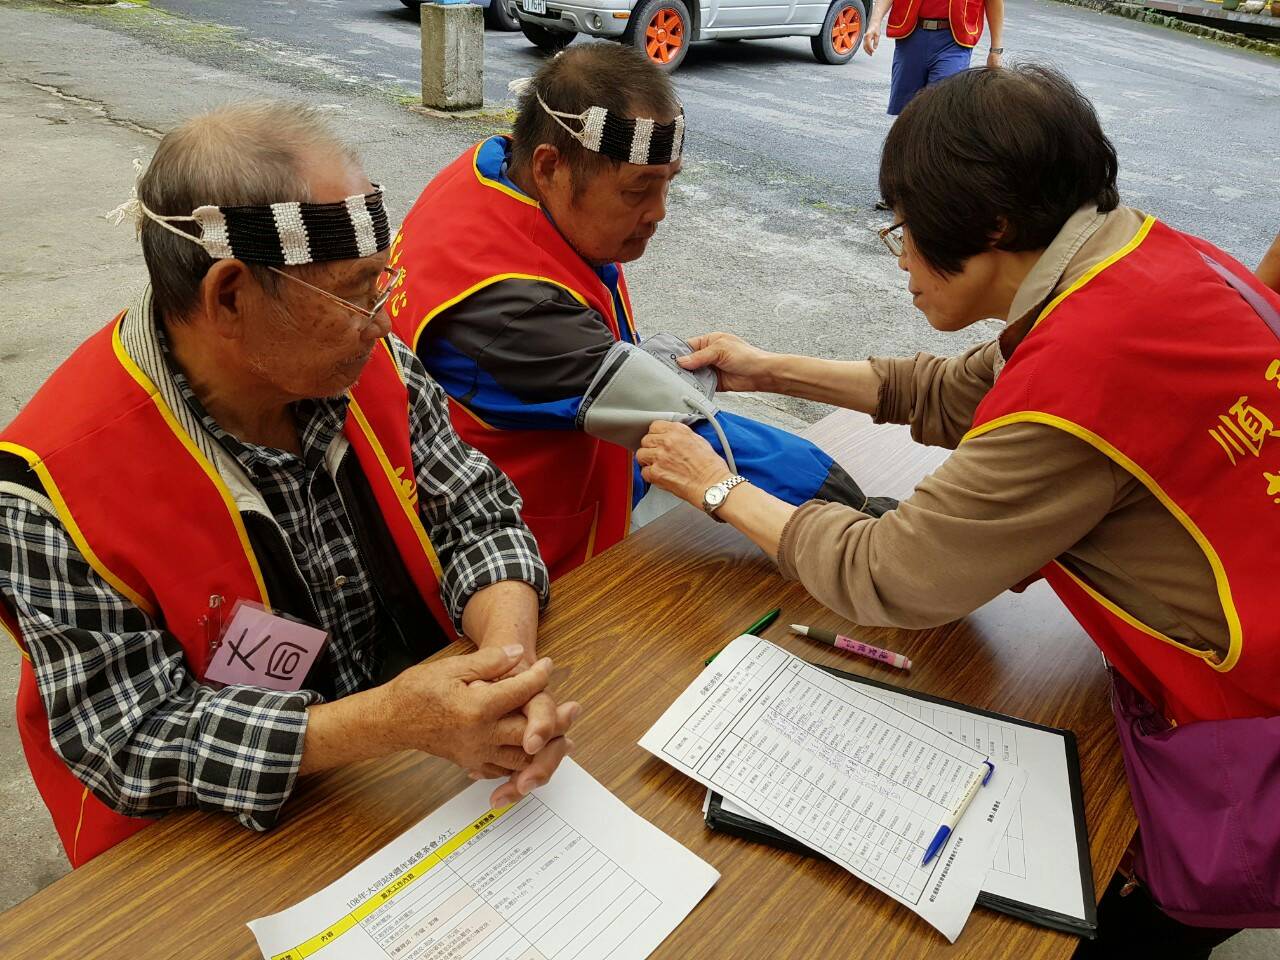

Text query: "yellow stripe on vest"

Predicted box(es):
[0, 440, 158, 619]
[962, 411, 1242, 672]
[472, 143, 540, 209]
[0, 606, 29, 660]
[412, 273, 590, 352]
[110, 320, 272, 611]
[378, 338, 406, 384]
[1032, 215, 1156, 332]
[71, 786, 90, 866]
[346, 395, 445, 581]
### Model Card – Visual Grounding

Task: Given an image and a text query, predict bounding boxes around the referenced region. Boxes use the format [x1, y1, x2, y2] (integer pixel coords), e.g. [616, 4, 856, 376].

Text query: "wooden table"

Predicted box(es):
[0, 411, 1134, 959]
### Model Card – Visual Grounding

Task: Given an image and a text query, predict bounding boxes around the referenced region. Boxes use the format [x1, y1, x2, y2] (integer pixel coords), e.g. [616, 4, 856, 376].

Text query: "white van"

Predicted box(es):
[511, 0, 867, 72]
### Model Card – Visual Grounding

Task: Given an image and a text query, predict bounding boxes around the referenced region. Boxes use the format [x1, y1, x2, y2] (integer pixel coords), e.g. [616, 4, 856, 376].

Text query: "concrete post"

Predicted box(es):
[420, 3, 484, 112]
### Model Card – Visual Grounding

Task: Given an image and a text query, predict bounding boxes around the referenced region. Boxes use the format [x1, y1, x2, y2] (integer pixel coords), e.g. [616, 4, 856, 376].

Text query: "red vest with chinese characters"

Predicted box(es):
[886, 0, 987, 46]
[966, 217, 1280, 726]
[389, 140, 637, 581]
[0, 316, 450, 866]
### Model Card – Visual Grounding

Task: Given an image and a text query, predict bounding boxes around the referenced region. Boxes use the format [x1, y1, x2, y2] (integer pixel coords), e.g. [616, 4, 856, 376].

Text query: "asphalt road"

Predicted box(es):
[147, 0, 1280, 266]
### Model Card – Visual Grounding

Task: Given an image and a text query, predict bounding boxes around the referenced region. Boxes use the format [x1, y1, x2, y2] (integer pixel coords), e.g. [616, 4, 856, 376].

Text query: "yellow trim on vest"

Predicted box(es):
[583, 503, 600, 563]
[962, 411, 1241, 672]
[451, 397, 498, 433]
[72, 786, 90, 865]
[412, 274, 591, 351]
[472, 143, 539, 209]
[1032, 216, 1156, 332]
[109, 321, 272, 612]
[1049, 560, 1221, 662]
[888, 0, 921, 33]
[617, 285, 637, 343]
[0, 609, 28, 660]
[947, 0, 983, 47]
[379, 338, 406, 385]
[346, 395, 445, 581]
[0, 440, 158, 618]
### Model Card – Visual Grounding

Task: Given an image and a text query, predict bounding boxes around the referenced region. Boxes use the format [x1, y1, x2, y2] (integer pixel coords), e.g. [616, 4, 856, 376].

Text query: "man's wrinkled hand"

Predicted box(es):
[636, 420, 733, 506]
[465, 652, 580, 807]
[380, 645, 566, 791]
[676, 332, 779, 393]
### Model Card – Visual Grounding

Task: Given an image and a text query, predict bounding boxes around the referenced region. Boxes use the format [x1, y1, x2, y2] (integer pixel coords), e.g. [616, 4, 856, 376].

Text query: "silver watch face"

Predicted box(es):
[704, 485, 727, 508]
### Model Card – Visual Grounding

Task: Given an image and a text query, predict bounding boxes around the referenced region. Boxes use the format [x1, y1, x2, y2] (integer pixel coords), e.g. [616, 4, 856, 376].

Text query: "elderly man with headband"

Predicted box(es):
[388, 44, 892, 582]
[0, 102, 577, 866]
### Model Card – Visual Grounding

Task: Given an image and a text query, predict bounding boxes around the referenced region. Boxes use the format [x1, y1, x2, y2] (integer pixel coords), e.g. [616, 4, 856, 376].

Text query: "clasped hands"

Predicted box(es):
[381, 643, 578, 809]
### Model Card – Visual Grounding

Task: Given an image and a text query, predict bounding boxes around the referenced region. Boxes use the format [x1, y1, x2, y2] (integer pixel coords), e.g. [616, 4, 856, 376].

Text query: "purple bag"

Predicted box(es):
[1112, 672, 1280, 928]
[1109, 251, 1280, 928]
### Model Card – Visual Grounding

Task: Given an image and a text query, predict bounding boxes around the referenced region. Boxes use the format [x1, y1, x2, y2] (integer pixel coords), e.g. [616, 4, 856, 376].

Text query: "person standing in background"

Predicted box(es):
[864, 0, 1004, 113]
[863, 0, 1004, 209]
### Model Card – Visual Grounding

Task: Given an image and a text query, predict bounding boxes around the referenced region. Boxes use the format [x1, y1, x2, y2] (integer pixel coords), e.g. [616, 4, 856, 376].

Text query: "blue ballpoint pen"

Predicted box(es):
[921, 759, 996, 867]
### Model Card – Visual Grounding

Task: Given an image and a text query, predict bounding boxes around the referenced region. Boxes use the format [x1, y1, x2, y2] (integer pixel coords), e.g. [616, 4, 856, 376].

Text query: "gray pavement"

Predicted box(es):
[0, 2, 1278, 956]
[143, 0, 1280, 268]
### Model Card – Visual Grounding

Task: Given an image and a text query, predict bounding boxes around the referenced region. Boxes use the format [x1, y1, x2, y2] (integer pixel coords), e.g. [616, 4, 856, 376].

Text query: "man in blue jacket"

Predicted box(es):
[390, 43, 889, 578]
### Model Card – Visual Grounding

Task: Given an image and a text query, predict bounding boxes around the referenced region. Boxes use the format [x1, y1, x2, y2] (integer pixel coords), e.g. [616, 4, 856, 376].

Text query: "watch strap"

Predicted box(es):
[704, 475, 748, 520]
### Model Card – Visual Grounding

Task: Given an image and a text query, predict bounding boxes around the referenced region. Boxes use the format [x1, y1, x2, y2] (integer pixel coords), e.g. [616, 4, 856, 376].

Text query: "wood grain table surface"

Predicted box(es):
[0, 410, 1135, 959]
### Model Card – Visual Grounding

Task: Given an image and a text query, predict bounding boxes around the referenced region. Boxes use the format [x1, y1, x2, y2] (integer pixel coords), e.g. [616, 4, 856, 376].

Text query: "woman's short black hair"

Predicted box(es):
[879, 64, 1120, 276]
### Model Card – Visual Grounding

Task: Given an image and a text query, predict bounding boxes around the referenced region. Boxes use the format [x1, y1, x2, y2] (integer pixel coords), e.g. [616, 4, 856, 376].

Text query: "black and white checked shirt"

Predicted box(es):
[0, 318, 547, 833]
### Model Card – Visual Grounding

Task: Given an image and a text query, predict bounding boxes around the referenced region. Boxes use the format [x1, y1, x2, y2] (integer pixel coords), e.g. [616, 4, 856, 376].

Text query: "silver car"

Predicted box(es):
[511, 0, 868, 72]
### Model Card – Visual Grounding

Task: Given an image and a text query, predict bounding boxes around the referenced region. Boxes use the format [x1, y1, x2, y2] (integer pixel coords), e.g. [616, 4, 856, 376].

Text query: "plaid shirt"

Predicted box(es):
[0, 311, 547, 833]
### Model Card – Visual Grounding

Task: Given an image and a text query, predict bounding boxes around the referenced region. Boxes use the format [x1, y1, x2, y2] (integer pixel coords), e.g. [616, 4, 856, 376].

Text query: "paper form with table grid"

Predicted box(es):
[640, 636, 1026, 942]
[712, 675, 1091, 925]
[247, 759, 718, 960]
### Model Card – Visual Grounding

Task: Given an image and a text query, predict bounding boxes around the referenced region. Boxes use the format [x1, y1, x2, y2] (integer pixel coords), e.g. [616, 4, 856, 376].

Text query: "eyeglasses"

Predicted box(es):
[266, 265, 404, 321]
[878, 221, 906, 258]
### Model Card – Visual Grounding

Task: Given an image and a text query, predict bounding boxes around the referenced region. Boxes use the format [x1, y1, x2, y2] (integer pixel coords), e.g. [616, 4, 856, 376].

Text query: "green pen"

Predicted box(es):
[705, 608, 781, 664]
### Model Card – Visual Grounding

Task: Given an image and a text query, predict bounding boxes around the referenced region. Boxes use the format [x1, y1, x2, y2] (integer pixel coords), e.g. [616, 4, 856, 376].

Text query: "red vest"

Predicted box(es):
[389, 140, 636, 581]
[0, 314, 451, 866]
[886, 0, 987, 47]
[967, 217, 1280, 725]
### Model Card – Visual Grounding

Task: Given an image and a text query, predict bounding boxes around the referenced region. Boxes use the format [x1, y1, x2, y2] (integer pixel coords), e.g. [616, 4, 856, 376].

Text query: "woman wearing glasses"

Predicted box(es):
[638, 65, 1280, 959]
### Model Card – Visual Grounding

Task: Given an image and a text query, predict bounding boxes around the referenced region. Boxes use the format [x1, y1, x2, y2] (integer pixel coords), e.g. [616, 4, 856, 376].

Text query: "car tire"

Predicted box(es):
[485, 1, 521, 30]
[519, 19, 576, 53]
[624, 0, 691, 73]
[811, 0, 866, 65]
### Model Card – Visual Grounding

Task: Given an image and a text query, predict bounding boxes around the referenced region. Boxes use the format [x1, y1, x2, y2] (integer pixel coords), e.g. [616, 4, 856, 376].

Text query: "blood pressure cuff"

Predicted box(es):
[577, 334, 898, 518]
[577, 333, 725, 454]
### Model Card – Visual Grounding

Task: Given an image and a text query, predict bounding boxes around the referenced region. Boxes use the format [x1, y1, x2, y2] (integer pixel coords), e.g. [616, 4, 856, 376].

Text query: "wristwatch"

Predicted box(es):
[702, 475, 749, 521]
[990, 46, 1004, 53]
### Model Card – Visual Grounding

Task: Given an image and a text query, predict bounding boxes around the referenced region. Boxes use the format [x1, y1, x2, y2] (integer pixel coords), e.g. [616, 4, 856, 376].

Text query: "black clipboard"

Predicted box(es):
[704, 662, 1098, 939]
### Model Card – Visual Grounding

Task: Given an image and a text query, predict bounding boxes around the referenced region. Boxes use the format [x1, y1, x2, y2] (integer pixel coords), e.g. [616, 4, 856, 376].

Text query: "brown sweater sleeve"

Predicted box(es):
[776, 423, 1119, 629]
[869, 341, 1001, 449]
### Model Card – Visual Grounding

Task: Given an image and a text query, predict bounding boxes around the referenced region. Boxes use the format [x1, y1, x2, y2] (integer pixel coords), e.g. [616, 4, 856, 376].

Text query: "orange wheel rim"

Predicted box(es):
[831, 6, 861, 55]
[646, 8, 685, 64]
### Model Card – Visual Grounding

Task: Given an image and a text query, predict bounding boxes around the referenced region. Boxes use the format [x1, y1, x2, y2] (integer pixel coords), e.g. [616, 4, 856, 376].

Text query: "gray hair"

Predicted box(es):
[137, 101, 362, 322]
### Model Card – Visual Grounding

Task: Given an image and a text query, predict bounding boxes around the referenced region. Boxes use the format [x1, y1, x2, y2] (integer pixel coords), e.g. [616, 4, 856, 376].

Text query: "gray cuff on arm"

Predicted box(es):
[578, 334, 737, 470]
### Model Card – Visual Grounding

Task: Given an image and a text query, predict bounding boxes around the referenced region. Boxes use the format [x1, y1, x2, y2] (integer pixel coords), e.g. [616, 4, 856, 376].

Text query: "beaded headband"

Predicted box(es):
[108, 164, 390, 266]
[536, 93, 685, 166]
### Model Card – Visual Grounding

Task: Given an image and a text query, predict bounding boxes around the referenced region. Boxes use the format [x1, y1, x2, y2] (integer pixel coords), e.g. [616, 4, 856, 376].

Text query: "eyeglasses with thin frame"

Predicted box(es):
[878, 221, 905, 258]
[266, 265, 404, 321]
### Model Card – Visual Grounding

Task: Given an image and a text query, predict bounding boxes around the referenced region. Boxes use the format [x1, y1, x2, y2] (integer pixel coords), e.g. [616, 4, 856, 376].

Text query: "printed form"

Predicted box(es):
[248, 759, 718, 960]
[713, 680, 1090, 924]
[640, 636, 1026, 942]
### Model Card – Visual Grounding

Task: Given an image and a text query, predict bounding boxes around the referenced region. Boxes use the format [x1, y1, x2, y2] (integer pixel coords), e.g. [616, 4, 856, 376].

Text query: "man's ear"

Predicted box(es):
[990, 216, 1010, 247]
[200, 258, 255, 342]
[531, 143, 569, 198]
